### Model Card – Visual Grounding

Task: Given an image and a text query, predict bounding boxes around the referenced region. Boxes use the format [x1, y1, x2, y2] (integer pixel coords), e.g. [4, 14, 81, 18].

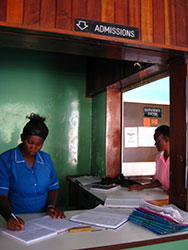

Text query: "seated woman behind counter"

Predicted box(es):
[0, 113, 65, 231]
[128, 125, 170, 192]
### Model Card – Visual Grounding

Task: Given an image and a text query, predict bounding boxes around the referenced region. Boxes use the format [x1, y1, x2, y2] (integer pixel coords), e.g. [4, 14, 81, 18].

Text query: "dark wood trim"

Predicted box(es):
[169, 57, 187, 210]
[105, 89, 121, 178]
[120, 64, 169, 90]
[1, 21, 188, 53]
[1, 0, 188, 49]
[86, 57, 151, 97]
[187, 56, 188, 211]
[0, 0, 7, 21]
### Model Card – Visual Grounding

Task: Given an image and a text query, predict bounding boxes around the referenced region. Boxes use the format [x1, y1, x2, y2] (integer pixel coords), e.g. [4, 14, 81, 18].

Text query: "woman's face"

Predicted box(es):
[154, 133, 169, 152]
[22, 135, 44, 157]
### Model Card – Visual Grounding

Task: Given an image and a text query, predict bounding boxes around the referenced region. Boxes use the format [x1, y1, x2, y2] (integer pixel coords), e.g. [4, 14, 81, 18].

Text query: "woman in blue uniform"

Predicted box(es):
[0, 113, 65, 231]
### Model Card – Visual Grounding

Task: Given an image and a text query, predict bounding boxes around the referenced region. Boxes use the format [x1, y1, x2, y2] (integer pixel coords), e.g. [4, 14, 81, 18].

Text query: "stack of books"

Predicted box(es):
[128, 201, 188, 235]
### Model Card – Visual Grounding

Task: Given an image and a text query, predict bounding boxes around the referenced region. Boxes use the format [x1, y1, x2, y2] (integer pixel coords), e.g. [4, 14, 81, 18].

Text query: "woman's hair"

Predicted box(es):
[154, 125, 170, 138]
[21, 113, 49, 140]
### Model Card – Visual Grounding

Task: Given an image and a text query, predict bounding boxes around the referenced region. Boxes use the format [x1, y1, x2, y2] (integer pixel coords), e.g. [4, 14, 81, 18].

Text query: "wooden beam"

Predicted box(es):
[169, 57, 187, 210]
[105, 89, 121, 178]
[120, 64, 168, 90]
[0, 28, 172, 65]
[86, 57, 151, 97]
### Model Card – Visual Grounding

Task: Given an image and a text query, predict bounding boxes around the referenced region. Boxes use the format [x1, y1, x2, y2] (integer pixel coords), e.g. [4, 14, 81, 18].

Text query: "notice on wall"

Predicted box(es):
[138, 127, 156, 147]
[124, 127, 137, 148]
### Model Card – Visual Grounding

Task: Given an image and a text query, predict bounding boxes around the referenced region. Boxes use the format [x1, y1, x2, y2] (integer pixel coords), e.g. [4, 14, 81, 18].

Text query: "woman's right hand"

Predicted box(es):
[7, 216, 25, 231]
[128, 184, 144, 191]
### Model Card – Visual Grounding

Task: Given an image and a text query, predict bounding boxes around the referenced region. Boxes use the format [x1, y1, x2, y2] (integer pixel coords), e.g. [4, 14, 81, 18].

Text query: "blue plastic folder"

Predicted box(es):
[128, 208, 188, 235]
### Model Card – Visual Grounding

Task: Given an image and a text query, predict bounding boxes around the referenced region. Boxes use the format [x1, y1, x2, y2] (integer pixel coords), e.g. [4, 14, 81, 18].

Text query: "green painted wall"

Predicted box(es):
[0, 47, 91, 207]
[91, 92, 106, 177]
[124, 239, 188, 250]
[0, 47, 186, 250]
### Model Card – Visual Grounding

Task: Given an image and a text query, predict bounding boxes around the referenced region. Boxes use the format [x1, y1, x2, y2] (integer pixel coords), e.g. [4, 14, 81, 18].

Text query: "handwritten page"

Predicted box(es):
[31, 215, 82, 232]
[0, 216, 84, 244]
[70, 205, 132, 229]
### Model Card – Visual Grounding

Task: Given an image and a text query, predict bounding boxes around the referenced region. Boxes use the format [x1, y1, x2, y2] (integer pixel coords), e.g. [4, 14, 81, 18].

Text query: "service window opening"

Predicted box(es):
[121, 77, 170, 178]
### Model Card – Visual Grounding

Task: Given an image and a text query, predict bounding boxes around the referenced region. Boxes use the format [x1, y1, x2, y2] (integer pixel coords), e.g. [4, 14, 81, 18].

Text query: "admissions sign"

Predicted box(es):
[75, 19, 139, 40]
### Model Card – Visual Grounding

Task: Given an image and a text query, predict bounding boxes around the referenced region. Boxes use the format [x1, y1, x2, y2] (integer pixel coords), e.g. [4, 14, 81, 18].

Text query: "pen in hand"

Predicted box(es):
[11, 213, 19, 222]
[9, 213, 24, 230]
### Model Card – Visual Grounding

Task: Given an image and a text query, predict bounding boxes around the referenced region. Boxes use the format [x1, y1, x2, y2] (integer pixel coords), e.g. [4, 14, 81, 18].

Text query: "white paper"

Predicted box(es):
[75, 176, 101, 186]
[104, 197, 144, 208]
[143, 201, 188, 225]
[124, 127, 137, 148]
[31, 215, 83, 232]
[89, 184, 121, 192]
[70, 205, 131, 229]
[138, 127, 156, 147]
[0, 216, 84, 244]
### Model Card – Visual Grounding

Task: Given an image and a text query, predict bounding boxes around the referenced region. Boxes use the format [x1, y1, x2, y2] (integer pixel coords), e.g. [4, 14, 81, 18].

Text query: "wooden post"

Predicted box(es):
[105, 89, 121, 178]
[169, 57, 187, 210]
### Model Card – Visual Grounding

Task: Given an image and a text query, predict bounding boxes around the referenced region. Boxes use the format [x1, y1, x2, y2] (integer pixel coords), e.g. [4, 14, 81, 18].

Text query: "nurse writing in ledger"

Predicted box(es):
[128, 125, 170, 192]
[0, 113, 65, 231]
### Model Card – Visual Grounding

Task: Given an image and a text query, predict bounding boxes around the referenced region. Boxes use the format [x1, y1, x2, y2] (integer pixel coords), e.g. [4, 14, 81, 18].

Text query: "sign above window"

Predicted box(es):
[75, 19, 139, 40]
[143, 107, 162, 118]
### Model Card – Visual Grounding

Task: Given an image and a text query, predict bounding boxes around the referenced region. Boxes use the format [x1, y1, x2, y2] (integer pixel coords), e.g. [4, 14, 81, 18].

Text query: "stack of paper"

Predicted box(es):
[70, 204, 132, 229]
[90, 184, 120, 192]
[74, 176, 101, 186]
[128, 201, 188, 235]
[104, 197, 144, 208]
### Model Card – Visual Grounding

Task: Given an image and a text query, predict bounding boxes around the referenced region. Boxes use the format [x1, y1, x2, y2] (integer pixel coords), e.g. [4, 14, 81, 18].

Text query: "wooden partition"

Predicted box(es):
[0, 0, 188, 49]
[169, 58, 187, 210]
[105, 89, 121, 178]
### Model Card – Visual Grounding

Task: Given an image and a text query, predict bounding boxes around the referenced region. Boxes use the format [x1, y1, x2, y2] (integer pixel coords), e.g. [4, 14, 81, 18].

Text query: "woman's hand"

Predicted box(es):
[128, 184, 144, 191]
[47, 207, 65, 219]
[7, 216, 24, 231]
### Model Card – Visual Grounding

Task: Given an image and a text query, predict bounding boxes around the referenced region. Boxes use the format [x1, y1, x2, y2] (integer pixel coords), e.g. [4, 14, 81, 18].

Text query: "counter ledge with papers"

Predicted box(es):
[67, 176, 169, 209]
[1, 206, 188, 249]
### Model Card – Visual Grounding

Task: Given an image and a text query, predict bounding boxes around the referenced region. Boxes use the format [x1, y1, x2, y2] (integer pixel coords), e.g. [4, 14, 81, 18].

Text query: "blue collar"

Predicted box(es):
[14, 146, 44, 164]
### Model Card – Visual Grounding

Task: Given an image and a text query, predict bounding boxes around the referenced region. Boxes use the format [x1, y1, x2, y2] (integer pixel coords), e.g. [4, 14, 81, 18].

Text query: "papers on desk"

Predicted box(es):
[142, 201, 188, 225]
[104, 197, 144, 208]
[69, 204, 132, 230]
[0, 216, 85, 244]
[90, 183, 121, 192]
[128, 201, 188, 235]
[74, 175, 101, 186]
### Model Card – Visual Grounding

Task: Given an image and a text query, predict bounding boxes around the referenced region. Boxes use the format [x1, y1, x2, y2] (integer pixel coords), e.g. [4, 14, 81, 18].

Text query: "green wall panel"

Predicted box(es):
[124, 239, 188, 250]
[0, 47, 92, 207]
[91, 92, 106, 177]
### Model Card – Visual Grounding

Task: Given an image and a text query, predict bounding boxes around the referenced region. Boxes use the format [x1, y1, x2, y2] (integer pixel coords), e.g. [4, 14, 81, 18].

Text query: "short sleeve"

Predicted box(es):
[45, 154, 59, 191]
[0, 156, 10, 195]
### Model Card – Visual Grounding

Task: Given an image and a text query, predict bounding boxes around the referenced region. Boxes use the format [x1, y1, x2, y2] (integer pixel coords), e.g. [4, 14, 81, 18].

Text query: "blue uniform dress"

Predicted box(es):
[0, 145, 59, 214]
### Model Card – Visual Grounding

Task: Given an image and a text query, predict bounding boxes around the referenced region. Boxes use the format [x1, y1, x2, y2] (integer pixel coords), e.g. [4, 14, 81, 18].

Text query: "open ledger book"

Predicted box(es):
[69, 204, 132, 229]
[0, 215, 85, 244]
